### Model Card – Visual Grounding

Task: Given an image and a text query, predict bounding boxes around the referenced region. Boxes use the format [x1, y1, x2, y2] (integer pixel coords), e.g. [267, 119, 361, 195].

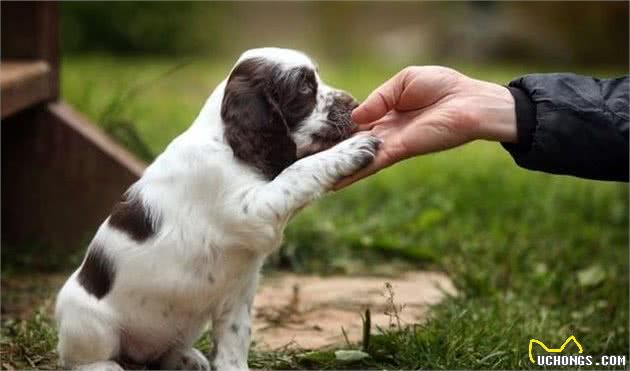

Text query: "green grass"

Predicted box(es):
[1, 54, 627, 370]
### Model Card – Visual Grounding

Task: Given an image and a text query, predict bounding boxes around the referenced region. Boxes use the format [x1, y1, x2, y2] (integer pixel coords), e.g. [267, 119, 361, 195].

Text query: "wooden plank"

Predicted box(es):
[48, 103, 146, 177]
[0, 60, 51, 118]
[2, 102, 146, 250]
[1, 2, 59, 101]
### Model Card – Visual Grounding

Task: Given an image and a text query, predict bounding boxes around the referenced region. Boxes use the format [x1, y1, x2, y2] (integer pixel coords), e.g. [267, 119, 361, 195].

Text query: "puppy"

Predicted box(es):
[55, 48, 380, 371]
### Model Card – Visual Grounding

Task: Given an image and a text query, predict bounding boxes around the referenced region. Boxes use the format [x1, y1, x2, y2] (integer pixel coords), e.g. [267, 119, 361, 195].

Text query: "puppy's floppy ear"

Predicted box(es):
[221, 57, 297, 180]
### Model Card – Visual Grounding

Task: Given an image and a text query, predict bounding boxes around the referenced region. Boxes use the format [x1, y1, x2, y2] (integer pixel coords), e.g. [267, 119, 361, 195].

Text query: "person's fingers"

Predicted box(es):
[351, 70, 407, 125]
[352, 110, 403, 132]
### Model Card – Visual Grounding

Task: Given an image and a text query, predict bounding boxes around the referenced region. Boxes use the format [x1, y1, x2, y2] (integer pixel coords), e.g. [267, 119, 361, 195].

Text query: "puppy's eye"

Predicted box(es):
[298, 84, 313, 95]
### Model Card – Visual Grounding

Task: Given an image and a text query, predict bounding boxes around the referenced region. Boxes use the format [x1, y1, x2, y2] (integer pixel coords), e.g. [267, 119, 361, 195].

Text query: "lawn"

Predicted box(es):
[1, 54, 628, 370]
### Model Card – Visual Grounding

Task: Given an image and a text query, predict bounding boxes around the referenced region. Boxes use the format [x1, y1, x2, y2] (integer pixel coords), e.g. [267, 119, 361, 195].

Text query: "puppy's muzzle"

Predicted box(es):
[319, 92, 359, 142]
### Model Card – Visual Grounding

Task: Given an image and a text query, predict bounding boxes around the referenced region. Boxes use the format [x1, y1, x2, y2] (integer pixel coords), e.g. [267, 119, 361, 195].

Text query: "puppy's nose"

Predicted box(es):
[336, 92, 359, 111]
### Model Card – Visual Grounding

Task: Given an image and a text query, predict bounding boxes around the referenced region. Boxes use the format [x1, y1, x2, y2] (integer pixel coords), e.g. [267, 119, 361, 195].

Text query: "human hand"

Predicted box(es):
[335, 66, 517, 189]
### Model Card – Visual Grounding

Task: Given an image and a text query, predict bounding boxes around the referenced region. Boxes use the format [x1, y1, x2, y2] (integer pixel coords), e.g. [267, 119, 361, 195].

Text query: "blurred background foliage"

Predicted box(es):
[61, 2, 628, 66]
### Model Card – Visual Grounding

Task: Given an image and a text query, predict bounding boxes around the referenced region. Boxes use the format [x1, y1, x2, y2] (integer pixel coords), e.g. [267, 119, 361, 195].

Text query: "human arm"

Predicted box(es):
[336, 68, 629, 188]
[502, 73, 629, 181]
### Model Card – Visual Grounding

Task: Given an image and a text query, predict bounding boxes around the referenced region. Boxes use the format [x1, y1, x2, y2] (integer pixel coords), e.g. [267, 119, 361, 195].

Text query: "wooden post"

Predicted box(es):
[1, 1, 59, 104]
[1, 2, 146, 250]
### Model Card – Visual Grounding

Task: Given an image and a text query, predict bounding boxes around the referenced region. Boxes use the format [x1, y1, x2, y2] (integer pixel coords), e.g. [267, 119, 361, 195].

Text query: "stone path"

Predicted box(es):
[251, 271, 456, 350]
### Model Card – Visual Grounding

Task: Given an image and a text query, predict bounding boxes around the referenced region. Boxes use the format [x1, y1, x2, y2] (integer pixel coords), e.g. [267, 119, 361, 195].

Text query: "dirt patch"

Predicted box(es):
[252, 271, 456, 350]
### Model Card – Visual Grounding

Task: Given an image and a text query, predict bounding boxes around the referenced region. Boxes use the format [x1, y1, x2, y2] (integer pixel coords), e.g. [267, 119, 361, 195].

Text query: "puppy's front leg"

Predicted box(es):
[210, 302, 252, 371]
[245, 134, 380, 221]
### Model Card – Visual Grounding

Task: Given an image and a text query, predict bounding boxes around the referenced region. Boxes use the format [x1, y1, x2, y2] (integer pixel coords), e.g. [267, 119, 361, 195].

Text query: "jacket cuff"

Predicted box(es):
[501, 86, 537, 154]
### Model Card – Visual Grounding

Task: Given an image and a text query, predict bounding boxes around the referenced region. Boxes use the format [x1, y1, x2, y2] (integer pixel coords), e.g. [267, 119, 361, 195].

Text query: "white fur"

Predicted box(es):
[55, 48, 379, 371]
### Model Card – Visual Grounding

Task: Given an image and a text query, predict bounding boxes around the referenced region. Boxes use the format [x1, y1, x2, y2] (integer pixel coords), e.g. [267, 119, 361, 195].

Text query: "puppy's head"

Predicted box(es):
[221, 48, 358, 179]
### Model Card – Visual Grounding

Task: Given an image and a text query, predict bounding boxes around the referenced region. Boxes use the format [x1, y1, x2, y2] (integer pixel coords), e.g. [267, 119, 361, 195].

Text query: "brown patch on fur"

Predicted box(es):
[77, 242, 115, 299]
[109, 194, 157, 241]
[221, 57, 318, 180]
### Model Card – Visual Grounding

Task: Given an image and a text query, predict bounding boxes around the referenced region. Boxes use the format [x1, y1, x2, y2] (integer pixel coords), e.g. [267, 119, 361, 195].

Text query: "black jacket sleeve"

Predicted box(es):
[501, 73, 629, 182]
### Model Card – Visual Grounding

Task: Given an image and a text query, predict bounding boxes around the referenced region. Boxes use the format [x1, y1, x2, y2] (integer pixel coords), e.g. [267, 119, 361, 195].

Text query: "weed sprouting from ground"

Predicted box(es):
[255, 284, 303, 330]
[98, 59, 193, 162]
[361, 308, 371, 352]
[383, 282, 406, 330]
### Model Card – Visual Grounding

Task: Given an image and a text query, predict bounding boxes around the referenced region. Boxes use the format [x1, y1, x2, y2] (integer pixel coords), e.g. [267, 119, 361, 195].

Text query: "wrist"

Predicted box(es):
[471, 80, 518, 143]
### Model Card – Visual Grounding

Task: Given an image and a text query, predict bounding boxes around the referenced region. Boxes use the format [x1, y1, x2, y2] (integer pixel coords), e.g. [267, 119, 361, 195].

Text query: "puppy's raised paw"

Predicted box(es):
[331, 134, 381, 177]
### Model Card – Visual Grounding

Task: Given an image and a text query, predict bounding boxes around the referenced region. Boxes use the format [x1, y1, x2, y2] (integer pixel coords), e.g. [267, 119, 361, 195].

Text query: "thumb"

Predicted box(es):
[351, 70, 406, 125]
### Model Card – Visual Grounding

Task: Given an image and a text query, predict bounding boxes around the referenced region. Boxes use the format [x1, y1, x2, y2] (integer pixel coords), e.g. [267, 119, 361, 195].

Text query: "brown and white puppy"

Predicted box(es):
[55, 48, 380, 371]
